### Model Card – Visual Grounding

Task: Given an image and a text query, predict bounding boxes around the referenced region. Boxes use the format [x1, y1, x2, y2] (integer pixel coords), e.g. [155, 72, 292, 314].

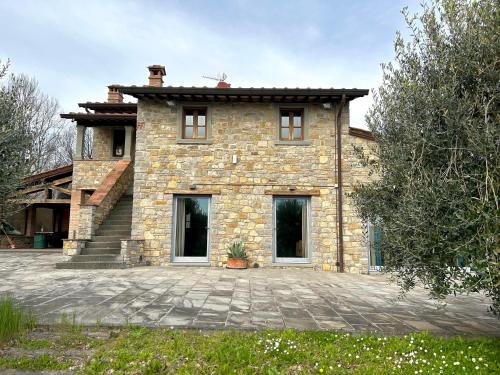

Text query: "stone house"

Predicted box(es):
[58, 65, 376, 273]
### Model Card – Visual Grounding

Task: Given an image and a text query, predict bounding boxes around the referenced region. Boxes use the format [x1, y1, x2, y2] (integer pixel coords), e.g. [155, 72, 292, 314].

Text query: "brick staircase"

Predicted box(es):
[56, 195, 133, 269]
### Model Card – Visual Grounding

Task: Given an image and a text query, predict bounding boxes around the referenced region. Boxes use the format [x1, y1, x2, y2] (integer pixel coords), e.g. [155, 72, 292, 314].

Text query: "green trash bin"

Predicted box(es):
[33, 232, 48, 249]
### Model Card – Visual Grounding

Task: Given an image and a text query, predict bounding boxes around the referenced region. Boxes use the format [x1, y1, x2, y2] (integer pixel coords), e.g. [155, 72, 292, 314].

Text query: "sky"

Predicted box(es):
[0, 0, 420, 129]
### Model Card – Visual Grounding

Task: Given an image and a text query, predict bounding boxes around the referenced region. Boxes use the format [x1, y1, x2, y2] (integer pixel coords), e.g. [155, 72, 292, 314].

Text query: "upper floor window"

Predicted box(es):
[112, 129, 125, 157]
[183, 107, 207, 139]
[280, 109, 304, 141]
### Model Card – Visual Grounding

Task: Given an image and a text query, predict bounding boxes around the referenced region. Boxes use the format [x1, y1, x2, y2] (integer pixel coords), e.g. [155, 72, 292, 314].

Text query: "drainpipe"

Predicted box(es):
[336, 95, 347, 272]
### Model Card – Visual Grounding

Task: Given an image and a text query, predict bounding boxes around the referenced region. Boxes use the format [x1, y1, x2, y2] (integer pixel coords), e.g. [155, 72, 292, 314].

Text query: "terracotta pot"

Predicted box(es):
[227, 257, 248, 269]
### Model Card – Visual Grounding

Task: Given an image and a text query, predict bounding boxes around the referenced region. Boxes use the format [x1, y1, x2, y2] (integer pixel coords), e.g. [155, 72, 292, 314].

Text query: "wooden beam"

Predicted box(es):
[52, 176, 73, 186]
[51, 186, 72, 196]
[18, 185, 46, 195]
[17, 199, 71, 205]
[18, 176, 72, 195]
[164, 189, 221, 195]
[264, 189, 320, 196]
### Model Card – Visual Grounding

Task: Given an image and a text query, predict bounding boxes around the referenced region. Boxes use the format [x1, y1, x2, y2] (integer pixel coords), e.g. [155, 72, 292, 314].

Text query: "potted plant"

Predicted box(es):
[226, 242, 248, 269]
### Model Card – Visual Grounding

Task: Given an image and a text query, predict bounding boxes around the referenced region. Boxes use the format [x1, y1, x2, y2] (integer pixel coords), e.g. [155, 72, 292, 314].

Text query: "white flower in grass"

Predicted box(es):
[453, 362, 460, 365]
[472, 358, 476, 362]
[475, 366, 479, 370]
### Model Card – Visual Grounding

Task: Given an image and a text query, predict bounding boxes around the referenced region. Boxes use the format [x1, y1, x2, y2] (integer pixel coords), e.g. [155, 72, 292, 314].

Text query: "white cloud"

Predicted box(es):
[0, 0, 413, 128]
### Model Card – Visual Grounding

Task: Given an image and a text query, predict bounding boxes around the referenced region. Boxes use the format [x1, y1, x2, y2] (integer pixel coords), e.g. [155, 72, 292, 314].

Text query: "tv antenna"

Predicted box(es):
[202, 72, 228, 82]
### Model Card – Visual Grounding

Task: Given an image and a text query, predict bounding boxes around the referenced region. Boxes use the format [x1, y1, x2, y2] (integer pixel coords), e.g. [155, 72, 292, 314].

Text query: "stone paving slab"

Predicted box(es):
[1, 252, 499, 336]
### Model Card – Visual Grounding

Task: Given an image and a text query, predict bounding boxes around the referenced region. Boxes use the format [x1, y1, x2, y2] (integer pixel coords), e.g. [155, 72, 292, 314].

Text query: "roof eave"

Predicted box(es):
[118, 86, 369, 102]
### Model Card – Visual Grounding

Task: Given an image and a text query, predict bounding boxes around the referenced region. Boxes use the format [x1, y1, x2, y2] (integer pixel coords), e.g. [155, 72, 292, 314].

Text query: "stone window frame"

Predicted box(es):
[272, 195, 312, 264]
[176, 104, 213, 144]
[274, 104, 311, 146]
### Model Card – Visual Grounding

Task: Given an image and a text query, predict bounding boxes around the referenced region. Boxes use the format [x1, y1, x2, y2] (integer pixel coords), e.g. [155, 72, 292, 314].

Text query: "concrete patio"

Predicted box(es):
[1, 251, 499, 336]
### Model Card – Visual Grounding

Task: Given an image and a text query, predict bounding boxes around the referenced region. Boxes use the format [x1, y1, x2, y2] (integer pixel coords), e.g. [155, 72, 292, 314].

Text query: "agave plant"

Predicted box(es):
[227, 242, 248, 259]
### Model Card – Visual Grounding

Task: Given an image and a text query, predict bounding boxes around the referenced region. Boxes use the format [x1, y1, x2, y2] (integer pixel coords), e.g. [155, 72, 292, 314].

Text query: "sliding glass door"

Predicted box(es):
[273, 197, 310, 263]
[173, 196, 210, 262]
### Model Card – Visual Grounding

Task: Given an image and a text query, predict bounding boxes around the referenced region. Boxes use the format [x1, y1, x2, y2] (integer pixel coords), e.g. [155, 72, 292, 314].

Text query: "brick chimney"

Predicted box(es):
[107, 85, 123, 103]
[148, 65, 166, 87]
[216, 81, 231, 88]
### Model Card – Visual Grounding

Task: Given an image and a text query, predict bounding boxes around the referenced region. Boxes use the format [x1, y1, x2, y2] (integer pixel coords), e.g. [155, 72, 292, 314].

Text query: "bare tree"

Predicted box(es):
[0, 60, 32, 223]
[53, 124, 93, 166]
[6, 74, 64, 173]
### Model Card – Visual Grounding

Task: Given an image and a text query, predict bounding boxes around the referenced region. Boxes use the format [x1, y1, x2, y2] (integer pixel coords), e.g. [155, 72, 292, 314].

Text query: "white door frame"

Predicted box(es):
[172, 195, 211, 263]
[272, 196, 312, 264]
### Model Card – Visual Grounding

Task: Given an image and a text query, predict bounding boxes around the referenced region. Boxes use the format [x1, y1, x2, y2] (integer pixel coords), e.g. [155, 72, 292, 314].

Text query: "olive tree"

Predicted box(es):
[352, 0, 499, 314]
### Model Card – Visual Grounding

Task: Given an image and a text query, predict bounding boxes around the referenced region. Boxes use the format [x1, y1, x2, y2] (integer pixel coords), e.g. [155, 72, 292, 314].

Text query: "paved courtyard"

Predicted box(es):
[1, 251, 499, 336]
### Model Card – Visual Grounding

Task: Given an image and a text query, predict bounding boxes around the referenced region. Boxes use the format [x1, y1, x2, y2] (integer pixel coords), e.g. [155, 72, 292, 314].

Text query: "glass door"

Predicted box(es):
[368, 222, 384, 271]
[173, 196, 210, 262]
[273, 197, 310, 263]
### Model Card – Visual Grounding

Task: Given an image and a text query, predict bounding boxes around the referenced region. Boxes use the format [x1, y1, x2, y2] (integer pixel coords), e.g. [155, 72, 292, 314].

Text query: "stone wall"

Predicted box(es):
[131, 100, 351, 270]
[121, 239, 145, 266]
[342, 126, 378, 273]
[92, 128, 113, 160]
[68, 160, 117, 238]
[76, 160, 133, 240]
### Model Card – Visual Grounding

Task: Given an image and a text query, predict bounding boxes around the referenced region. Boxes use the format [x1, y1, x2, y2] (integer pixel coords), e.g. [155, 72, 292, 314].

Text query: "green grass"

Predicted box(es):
[81, 328, 499, 374]
[0, 326, 498, 374]
[0, 354, 72, 372]
[0, 296, 35, 342]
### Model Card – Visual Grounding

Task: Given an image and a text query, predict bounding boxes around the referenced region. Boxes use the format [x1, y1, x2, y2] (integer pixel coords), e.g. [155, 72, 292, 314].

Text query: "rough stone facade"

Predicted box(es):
[342, 127, 378, 273]
[67, 160, 117, 239]
[130, 100, 367, 271]
[67, 97, 376, 272]
[65, 129, 133, 255]
[121, 239, 145, 266]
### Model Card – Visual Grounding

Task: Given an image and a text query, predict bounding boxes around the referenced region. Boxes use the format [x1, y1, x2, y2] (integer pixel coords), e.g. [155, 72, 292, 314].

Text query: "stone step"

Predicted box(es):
[99, 227, 130, 234]
[96, 228, 131, 236]
[91, 235, 128, 242]
[101, 219, 132, 225]
[86, 241, 121, 249]
[81, 248, 121, 255]
[109, 210, 132, 215]
[95, 229, 131, 237]
[106, 214, 131, 218]
[70, 254, 120, 262]
[55, 261, 126, 269]
[97, 226, 131, 231]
